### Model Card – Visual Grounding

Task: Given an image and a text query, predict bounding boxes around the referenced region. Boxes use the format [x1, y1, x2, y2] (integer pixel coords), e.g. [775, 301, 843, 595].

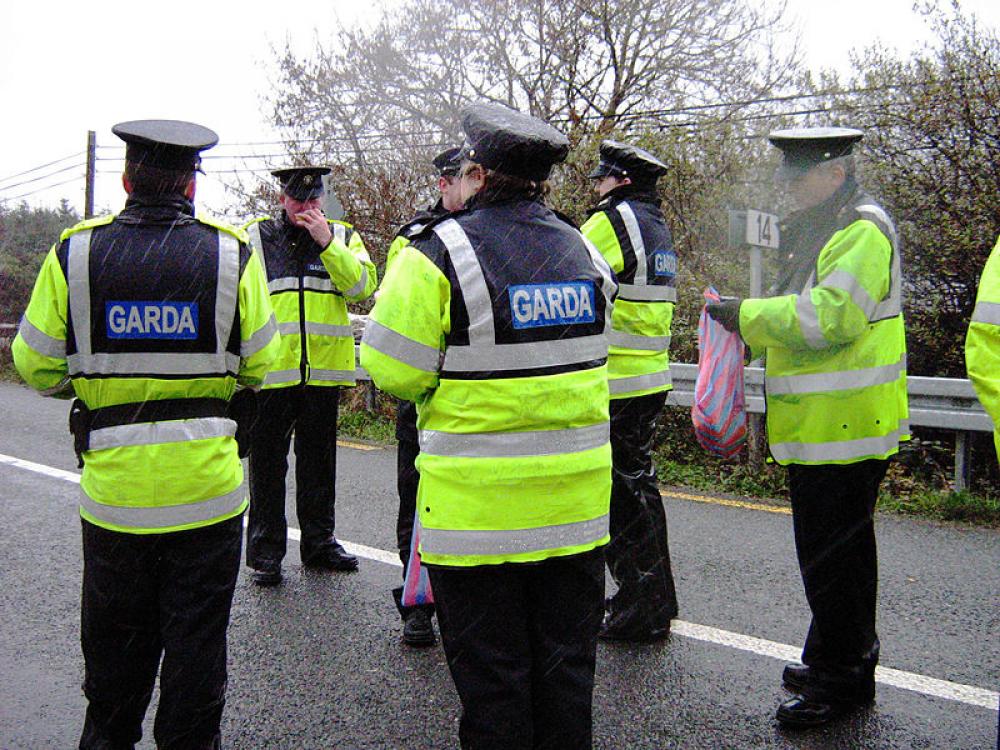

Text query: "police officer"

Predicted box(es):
[581, 140, 679, 641]
[966, 236, 1000, 462]
[12, 119, 279, 750]
[244, 167, 377, 585]
[361, 102, 616, 749]
[389, 146, 464, 646]
[707, 127, 908, 727]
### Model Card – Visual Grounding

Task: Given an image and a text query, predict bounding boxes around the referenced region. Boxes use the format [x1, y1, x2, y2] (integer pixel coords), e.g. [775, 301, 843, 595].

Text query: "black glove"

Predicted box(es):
[706, 298, 742, 334]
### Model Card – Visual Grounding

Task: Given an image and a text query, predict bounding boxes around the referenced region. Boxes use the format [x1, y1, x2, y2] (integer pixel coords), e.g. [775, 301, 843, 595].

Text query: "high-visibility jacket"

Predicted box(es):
[361, 199, 617, 567]
[739, 183, 909, 465]
[246, 214, 376, 388]
[13, 198, 280, 533]
[965, 235, 1000, 458]
[581, 189, 676, 399]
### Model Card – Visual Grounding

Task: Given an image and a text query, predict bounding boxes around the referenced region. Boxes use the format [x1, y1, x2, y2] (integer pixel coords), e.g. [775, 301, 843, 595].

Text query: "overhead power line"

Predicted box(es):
[0, 151, 85, 186]
[0, 163, 87, 194]
[3, 174, 85, 202]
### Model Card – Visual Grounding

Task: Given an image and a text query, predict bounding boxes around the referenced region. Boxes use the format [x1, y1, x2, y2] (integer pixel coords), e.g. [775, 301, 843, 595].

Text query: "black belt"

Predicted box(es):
[88, 397, 229, 430]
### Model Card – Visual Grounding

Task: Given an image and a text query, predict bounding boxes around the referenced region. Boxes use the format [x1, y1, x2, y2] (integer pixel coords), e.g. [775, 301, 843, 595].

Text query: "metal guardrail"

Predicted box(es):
[353, 345, 994, 490]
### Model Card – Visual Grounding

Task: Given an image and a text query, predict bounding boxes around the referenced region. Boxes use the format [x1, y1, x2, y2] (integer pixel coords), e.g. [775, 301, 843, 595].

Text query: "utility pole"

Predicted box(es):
[84, 130, 96, 218]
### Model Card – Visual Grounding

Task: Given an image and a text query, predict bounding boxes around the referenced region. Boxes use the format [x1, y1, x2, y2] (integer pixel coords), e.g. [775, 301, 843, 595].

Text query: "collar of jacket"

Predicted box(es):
[589, 184, 661, 216]
[118, 194, 196, 223]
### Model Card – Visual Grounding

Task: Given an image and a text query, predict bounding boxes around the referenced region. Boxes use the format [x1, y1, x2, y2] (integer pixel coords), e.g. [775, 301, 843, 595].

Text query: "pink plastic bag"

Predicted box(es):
[692, 287, 747, 459]
[401, 518, 434, 607]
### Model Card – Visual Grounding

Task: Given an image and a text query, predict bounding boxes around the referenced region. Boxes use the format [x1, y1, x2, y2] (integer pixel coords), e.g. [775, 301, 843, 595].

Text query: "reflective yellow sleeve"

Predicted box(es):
[320, 222, 378, 302]
[580, 211, 625, 274]
[966, 237, 1000, 457]
[360, 241, 449, 402]
[237, 249, 280, 387]
[12, 245, 70, 393]
[741, 220, 891, 352]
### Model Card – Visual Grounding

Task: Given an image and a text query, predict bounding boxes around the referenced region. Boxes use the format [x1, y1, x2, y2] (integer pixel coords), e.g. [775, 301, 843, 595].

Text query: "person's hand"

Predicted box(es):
[706, 298, 742, 334]
[295, 208, 333, 248]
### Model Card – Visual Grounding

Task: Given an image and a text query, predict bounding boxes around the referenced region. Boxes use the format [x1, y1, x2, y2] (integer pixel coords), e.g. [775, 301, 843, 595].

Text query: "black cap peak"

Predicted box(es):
[588, 139, 667, 183]
[432, 147, 462, 176]
[271, 166, 332, 200]
[112, 119, 218, 171]
[768, 127, 864, 177]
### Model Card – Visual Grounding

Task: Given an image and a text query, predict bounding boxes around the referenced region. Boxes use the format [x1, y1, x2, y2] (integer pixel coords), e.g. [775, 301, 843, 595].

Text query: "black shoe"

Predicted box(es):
[402, 608, 437, 647]
[782, 662, 809, 691]
[304, 540, 359, 571]
[776, 695, 868, 728]
[251, 560, 282, 586]
[598, 613, 670, 642]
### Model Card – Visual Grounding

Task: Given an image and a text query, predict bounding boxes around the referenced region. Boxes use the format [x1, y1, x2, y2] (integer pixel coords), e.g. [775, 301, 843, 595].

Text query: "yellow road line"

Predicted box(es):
[337, 440, 381, 451]
[661, 489, 791, 515]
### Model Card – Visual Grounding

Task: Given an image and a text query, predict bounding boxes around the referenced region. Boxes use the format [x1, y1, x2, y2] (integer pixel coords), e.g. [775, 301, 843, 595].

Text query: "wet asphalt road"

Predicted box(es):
[0, 381, 998, 749]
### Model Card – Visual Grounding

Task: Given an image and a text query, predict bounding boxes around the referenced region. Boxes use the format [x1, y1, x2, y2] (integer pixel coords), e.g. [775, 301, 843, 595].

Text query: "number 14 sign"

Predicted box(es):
[745, 209, 780, 249]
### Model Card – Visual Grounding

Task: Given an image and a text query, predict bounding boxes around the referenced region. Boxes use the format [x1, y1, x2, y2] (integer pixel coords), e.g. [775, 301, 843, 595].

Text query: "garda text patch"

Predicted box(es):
[653, 249, 677, 278]
[509, 281, 596, 329]
[106, 301, 199, 340]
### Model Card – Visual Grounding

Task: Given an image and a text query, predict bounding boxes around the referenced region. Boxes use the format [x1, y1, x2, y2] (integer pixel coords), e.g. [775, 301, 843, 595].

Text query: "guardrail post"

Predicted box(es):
[953, 431, 972, 492]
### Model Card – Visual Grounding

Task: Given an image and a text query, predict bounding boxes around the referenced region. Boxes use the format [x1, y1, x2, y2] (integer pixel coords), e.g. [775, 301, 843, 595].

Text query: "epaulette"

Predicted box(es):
[198, 212, 251, 245]
[551, 207, 580, 230]
[405, 207, 471, 241]
[59, 213, 116, 242]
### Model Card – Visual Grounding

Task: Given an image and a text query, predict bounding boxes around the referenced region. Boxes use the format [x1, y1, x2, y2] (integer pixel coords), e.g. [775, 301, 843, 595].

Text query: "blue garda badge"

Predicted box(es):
[508, 281, 596, 329]
[653, 249, 677, 279]
[106, 301, 199, 340]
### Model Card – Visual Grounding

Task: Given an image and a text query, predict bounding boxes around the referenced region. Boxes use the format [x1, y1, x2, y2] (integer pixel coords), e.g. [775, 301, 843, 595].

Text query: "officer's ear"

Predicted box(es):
[121, 173, 133, 195]
[184, 176, 197, 201]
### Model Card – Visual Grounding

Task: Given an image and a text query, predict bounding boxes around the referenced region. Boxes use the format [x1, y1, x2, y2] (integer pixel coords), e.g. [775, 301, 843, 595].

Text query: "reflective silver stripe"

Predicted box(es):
[420, 422, 609, 458]
[66, 228, 240, 376]
[818, 269, 879, 319]
[972, 301, 1000, 326]
[856, 205, 901, 321]
[608, 330, 671, 351]
[17, 315, 65, 358]
[247, 221, 270, 285]
[796, 291, 828, 350]
[420, 514, 609, 557]
[269, 277, 300, 294]
[609, 369, 672, 395]
[89, 417, 236, 450]
[79, 484, 246, 530]
[310, 368, 356, 382]
[579, 234, 617, 336]
[215, 234, 240, 360]
[767, 354, 906, 395]
[304, 322, 352, 338]
[303, 276, 335, 293]
[241, 313, 278, 358]
[68, 351, 241, 375]
[770, 426, 906, 463]
[264, 368, 301, 385]
[443, 334, 608, 372]
[434, 219, 494, 345]
[343, 266, 369, 297]
[617, 283, 677, 302]
[363, 319, 441, 373]
[616, 203, 647, 283]
[277, 321, 300, 336]
[67, 229, 93, 356]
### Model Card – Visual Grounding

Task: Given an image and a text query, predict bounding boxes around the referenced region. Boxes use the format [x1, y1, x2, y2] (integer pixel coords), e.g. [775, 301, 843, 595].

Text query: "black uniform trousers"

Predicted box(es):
[787, 458, 888, 703]
[247, 385, 340, 567]
[605, 391, 679, 630]
[79, 514, 242, 750]
[428, 548, 605, 750]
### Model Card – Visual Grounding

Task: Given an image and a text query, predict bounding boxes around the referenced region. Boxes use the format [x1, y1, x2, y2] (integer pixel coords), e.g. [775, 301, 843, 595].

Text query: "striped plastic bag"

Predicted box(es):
[692, 287, 747, 459]
[401, 518, 434, 607]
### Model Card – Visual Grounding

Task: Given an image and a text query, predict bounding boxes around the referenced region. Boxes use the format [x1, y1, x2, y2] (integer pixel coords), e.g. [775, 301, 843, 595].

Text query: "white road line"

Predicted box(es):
[3, 451, 997, 712]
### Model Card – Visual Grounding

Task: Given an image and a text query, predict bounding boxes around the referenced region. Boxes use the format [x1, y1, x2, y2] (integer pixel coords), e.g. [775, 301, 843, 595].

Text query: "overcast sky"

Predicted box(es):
[2, 0, 998, 219]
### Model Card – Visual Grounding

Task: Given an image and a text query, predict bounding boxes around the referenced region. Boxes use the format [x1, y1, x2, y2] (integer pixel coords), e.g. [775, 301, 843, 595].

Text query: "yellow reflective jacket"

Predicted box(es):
[246, 214, 376, 388]
[14, 203, 279, 533]
[581, 189, 676, 399]
[965, 235, 1000, 459]
[739, 184, 909, 465]
[361, 201, 616, 567]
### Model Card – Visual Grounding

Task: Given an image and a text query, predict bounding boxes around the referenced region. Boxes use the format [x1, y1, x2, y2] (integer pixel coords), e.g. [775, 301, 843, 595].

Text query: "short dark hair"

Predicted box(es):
[124, 161, 194, 196]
